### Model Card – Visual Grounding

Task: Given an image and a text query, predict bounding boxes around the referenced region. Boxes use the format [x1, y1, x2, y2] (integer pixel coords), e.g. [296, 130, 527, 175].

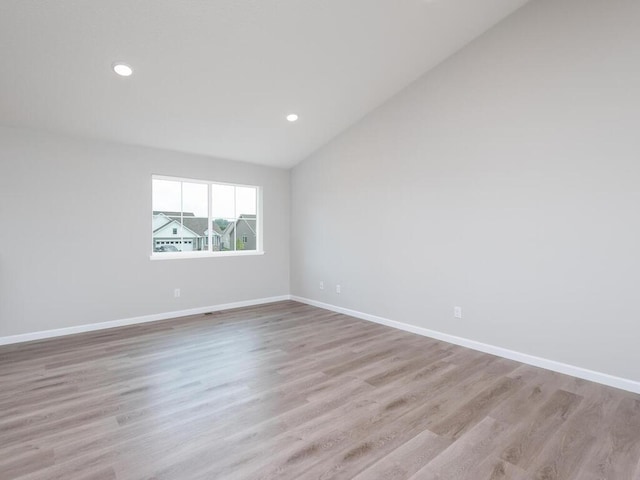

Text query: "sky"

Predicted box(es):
[152, 179, 257, 219]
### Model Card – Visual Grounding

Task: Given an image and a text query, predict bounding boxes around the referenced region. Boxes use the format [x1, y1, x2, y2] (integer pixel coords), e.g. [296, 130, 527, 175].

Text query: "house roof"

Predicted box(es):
[153, 217, 200, 238]
[153, 211, 223, 237]
[153, 211, 195, 217]
[222, 214, 257, 236]
[238, 215, 256, 235]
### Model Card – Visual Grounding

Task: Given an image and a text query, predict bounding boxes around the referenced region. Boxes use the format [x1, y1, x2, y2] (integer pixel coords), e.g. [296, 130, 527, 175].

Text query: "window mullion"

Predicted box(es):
[208, 182, 213, 252]
[233, 186, 237, 251]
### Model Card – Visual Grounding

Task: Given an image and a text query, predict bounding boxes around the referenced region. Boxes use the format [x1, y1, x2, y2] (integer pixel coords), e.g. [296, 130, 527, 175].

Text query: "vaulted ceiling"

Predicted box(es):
[0, 0, 530, 167]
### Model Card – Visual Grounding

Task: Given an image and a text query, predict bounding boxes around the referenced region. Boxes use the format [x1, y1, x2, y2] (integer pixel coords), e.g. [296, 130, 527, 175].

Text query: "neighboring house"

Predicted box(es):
[221, 214, 257, 250]
[152, 211, 223, 251]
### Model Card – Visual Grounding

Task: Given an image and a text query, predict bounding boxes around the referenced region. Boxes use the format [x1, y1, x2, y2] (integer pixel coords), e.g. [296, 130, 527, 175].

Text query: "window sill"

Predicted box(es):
[150, 250, 265, 260]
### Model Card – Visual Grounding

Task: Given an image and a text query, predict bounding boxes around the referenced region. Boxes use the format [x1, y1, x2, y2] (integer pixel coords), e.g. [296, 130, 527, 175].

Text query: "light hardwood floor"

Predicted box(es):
[1, 301, 639, 479]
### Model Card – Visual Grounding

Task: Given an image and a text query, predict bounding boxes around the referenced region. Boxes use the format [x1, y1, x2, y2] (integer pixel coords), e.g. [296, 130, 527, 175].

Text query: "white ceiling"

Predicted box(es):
[0, 0, 530, 168]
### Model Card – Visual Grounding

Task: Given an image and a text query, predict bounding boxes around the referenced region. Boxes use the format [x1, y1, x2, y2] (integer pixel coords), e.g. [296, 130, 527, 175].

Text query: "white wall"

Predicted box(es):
[291, 0, 640, 382]
[0, 126, 290, 336]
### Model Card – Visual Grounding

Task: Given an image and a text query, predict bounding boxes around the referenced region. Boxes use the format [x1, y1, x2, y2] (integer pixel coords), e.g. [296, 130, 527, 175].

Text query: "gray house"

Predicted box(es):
[153, 211, 224, 251]
[221, 214, 257, 251]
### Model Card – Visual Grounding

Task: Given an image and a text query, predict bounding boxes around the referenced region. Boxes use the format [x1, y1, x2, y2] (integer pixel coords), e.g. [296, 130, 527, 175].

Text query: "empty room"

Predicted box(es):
[1, 0, 640, 479]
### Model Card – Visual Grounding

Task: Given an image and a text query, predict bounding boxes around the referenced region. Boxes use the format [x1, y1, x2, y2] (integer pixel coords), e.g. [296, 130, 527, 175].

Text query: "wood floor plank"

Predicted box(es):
[0, 300, 638, 480]
[428, 375, 523, 440]
[0, 448, 55, 479]
[577, 396, 640, 480]
[408, 417, 512, 479]
[526, 387, 624, 480]
[350, 429, 452, 480]
[498, 389, 583, 470]
[472, 455, 528, 480]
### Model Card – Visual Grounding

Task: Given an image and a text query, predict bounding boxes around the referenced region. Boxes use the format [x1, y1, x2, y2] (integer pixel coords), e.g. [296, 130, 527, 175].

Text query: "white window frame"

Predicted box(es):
[151, 175, 264, 260]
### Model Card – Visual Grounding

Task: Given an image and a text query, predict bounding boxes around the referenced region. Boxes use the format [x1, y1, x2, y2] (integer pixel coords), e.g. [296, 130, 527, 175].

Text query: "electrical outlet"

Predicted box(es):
[336, 284, 341, 294]
[174, 288, 181, 298]
[319, 281, 324, 290]
[454, 306, 462, 319]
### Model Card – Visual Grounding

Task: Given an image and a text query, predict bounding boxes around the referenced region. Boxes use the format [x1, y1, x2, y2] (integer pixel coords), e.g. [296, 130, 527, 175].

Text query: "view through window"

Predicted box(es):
[152, 176, 259, 255]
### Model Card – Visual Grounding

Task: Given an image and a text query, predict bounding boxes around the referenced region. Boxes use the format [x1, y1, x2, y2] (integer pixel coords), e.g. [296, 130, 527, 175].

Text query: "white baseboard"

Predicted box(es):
[3, 293, 639, 395]
[291, 295, 640, 395]
[0, 295, 291, 346]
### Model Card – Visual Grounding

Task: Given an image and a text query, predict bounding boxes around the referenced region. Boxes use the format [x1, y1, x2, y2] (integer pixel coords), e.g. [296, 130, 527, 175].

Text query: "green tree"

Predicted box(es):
[236, 238, 245, 250]
[214, 218, 229, 230]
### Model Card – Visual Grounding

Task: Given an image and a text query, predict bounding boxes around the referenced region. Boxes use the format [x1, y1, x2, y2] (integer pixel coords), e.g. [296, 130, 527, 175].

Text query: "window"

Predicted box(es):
[152, 175, 261, 257]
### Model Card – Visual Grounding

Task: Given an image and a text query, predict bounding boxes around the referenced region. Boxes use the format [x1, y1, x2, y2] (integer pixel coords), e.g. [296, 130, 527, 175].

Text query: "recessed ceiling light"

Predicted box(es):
[112, 63, 133, 77]
[286, 114, 299, 122]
